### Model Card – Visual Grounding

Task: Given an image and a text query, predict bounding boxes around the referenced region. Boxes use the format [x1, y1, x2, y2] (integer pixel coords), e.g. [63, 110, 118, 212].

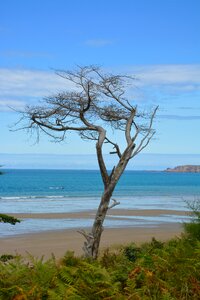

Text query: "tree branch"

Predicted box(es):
[105, 137, 122, 158]
[125, 107, 136, 145]
[31, 116, 94, 132]
[108, 198, 120, 209]
[77, 229, 94, 242]
[96, 128, 110, 187]
[131, 106, 158, 157]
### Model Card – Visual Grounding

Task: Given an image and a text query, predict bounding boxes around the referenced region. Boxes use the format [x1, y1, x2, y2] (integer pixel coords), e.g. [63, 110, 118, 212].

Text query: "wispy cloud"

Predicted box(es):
[0, 69, 77, 111]
[132, 64, 200, 92]
[0, 51, 53, 58]
[0, 99, 26, 111]
[1, 153, 200, 170]
[0, 68, 74, 111]
[85, 39, 114, 47]
[178, 106, 200, 110]
[0, 64, 200, 112]
[158, 114, 200, 120]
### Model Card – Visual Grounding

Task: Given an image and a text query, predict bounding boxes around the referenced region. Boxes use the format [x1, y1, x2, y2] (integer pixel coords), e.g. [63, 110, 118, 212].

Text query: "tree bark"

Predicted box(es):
[82, 144, 135, 259]
[83, 187, 114, 259]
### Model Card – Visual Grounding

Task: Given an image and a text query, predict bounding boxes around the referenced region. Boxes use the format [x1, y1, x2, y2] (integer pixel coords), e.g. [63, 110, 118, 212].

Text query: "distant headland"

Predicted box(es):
[165, 165, 200, 173]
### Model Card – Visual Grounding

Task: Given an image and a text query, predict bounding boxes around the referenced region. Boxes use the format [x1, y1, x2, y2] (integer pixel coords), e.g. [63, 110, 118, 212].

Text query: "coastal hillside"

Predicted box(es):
[165, 165, 200, 173]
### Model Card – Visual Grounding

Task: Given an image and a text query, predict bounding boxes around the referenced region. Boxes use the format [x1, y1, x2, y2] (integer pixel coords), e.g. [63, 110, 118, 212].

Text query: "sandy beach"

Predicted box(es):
[0, 209, 186, 259]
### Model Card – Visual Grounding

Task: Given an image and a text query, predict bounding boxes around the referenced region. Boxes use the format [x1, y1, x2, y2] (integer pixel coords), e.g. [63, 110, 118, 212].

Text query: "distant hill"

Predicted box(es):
[165, 165, 200, 173]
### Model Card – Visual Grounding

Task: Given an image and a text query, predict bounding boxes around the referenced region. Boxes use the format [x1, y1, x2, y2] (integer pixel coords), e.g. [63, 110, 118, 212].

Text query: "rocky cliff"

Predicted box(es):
[165, 165, 200, 173]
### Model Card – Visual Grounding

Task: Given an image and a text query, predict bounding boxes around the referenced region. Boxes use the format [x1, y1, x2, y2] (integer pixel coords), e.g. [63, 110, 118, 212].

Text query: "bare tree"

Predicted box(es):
[17, 66, 158, 259]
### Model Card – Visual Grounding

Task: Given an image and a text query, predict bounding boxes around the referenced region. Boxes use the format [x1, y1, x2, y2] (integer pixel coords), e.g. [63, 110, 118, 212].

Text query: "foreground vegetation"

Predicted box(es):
[0, 238, 199, 299]
[0, 201, 199, 299]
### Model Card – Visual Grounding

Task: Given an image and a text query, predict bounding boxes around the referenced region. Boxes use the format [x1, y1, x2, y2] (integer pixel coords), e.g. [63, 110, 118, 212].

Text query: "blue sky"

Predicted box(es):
[0, 0, 200, 169]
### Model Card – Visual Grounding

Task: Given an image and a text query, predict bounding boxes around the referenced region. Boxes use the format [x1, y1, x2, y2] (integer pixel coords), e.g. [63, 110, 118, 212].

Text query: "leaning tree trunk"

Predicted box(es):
[82, 187, 114, 258]
[82, 145, 134, 259]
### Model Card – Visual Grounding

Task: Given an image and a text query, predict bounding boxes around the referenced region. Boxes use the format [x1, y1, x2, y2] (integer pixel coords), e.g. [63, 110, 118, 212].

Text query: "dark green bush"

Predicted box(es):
[0, 213, 20, 225]
[123, 243, 141, 261]
[0, 254, 16, 262]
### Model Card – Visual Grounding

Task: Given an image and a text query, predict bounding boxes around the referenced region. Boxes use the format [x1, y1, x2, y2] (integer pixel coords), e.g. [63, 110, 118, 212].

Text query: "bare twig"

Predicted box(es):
[108, 198, 120, 209]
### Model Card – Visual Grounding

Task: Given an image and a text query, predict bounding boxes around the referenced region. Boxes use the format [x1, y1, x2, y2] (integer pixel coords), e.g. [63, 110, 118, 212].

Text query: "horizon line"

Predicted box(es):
[1, 152, 200, 156]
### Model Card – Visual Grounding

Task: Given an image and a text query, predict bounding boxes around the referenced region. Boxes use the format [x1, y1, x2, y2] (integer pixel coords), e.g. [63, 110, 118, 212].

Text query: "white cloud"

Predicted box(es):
[0, 64, 200, 111]
[0, 68, 73, 97]
[0, 99, 26, 111]
[132, 64, 200, 91]
[0, 68, 75, 111]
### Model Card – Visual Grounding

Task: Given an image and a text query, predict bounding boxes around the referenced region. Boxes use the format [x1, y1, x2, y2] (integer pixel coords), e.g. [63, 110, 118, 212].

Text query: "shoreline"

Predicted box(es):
[6, 208, 188, 219]
[0, 209, 186, 259]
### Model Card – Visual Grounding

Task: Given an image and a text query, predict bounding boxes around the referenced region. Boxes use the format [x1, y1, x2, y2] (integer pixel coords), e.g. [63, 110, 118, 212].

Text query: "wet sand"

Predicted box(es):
[7, 209, 188, 219]
[0, 209, 186, 259]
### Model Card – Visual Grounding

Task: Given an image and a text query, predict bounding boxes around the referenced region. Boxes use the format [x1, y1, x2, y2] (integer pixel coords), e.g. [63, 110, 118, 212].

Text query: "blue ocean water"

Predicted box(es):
[0, 169, 199, 236]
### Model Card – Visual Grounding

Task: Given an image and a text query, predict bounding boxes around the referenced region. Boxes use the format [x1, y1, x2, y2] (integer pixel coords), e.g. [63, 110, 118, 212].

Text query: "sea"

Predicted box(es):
[0, 169, 200, 237]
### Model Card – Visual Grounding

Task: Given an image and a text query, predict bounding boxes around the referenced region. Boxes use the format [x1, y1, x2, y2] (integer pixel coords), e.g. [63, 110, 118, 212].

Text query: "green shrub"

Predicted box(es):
[0, 237, 199, 299]
[125, 237, 200, 299]
[50, 251, 122, 299]
[123, 243, 141, 262]
[0, 213, 20, 225]
[0, 255, 58, 299]
[184, 199, 200, 240]
[0, 254, 16, 262]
